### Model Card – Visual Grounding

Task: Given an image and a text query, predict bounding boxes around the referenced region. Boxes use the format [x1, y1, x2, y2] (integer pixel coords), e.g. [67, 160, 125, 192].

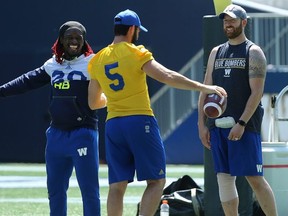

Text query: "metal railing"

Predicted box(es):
[151, 14, 288, 140]
[151, 50, 204, 139]
[251, 13, 288, 65]
[267, 85, 288, 142]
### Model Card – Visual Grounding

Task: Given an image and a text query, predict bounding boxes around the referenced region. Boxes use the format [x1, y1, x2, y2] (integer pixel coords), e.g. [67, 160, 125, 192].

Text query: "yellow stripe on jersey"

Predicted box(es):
[88, 42, 154, 120]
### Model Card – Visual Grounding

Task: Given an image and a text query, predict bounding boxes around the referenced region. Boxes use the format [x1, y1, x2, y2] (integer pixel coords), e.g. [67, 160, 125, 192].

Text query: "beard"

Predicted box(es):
[224, 22, 243, 39]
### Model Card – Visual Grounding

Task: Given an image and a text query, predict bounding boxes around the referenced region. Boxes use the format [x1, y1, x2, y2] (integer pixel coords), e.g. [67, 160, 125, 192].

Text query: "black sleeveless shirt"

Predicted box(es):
[206, 40, 264, 133]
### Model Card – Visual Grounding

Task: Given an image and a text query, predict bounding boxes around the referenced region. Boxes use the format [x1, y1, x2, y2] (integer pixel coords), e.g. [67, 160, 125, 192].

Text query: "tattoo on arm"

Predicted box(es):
[249, 47, 266, 79]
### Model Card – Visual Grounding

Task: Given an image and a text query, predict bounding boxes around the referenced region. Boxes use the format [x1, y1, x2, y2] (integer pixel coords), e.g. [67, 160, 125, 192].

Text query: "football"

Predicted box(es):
[203, 93, 227, 118]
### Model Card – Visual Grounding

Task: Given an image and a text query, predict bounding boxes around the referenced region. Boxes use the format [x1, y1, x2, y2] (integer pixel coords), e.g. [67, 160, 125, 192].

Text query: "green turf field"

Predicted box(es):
[0, 163, 204, 216]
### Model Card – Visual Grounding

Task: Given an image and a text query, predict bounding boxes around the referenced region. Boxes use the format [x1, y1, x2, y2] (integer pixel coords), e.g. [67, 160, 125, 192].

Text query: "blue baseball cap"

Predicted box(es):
[219, 4, 247, 20]
[114, 9, 148, 32]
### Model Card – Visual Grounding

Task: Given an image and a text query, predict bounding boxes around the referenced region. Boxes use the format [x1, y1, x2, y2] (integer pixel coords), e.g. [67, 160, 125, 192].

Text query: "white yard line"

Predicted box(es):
[0, 164, 204, 188]
[0, 164, 204, 192]
[0, 164, 204, 173]
[0, 176, 203, 188]
[0, 165, 108, 172]
[0, 196, 141, 204]
[0, 164, 204, 204]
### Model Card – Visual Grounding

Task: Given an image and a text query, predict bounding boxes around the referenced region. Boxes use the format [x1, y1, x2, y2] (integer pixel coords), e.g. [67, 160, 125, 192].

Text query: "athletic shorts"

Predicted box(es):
[210, 127, 263, 176]
[105, 115, 166, 184]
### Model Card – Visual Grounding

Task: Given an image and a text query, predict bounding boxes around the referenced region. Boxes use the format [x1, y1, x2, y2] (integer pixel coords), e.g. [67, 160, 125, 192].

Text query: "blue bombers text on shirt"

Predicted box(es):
[214, 58, 246, 69]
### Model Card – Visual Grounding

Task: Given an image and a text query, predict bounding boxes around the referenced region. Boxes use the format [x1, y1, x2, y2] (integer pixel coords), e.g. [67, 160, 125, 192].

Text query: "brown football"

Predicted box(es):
[203, 93, 227, 118]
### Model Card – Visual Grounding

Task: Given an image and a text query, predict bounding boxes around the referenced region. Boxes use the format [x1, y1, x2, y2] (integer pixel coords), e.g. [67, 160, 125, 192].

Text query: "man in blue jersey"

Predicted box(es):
[198, 5, 278, 216]
[0, 21, 106, 216]
[88, 9, 227, 216]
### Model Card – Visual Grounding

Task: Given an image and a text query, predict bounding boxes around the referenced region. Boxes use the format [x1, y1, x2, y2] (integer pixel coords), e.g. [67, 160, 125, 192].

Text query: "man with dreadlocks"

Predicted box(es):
[0, 21, 106, 216]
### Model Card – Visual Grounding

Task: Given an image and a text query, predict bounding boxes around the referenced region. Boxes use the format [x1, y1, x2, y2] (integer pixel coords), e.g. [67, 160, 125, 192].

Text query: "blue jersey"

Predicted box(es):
[0, 54, 97, 130]
[207, 40, 263, 133]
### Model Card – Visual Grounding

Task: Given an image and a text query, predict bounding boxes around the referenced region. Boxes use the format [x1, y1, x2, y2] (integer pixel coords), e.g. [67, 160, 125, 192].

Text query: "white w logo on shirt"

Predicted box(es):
[224, 69, 231, 77]
[256, 164, 263, 173]
[77, 147, 88, 156]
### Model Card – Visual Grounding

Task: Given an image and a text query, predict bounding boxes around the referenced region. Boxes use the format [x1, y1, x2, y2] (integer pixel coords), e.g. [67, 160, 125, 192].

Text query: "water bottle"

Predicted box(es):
[160, 199, 169, 216]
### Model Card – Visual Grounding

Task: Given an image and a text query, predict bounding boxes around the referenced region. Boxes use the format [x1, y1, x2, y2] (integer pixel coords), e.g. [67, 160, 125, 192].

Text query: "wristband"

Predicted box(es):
[237, 120, 247, 127]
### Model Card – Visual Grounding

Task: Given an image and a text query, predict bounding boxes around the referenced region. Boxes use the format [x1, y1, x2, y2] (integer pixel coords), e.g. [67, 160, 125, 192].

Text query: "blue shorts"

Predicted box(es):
[210, 128, 263, 176]
[105, 115, 166, 184]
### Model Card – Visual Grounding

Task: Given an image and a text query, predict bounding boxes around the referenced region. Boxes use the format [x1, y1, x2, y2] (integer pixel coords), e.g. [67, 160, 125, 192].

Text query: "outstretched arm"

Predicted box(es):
[0, 67, 50, 97]
[143, 59, 226, 96]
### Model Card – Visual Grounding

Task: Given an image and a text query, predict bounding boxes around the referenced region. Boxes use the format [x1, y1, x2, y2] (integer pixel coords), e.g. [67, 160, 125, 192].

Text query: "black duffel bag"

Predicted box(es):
[136, 175, 204, 216]
[154, 187, 204, 216]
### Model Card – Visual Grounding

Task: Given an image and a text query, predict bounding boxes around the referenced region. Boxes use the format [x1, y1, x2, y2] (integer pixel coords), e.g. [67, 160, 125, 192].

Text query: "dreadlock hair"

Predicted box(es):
[51, 21, 94, 64]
